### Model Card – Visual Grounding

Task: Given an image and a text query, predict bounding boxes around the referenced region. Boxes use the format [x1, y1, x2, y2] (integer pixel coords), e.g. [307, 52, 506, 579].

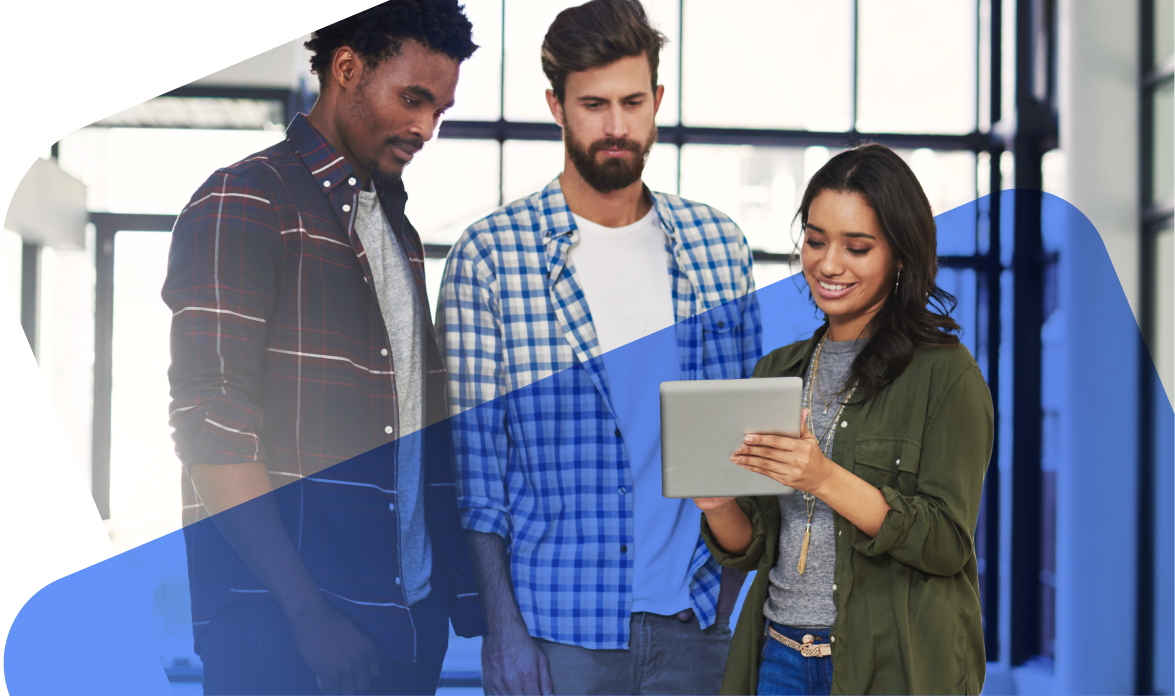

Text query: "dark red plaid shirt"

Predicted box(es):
[163, 113, 485, 659]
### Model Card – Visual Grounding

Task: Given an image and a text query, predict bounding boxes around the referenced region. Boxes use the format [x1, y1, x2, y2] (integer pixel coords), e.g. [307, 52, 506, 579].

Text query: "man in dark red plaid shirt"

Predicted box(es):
[162, 2, 485, 693]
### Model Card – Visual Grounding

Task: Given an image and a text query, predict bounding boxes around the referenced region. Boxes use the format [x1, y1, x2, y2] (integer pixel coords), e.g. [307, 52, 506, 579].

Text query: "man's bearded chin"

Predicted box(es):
[565, 122, 657, 193]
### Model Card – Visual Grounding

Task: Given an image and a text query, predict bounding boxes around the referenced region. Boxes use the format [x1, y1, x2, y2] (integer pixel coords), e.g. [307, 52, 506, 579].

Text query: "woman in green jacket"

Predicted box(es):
[695, 144, 993, 695]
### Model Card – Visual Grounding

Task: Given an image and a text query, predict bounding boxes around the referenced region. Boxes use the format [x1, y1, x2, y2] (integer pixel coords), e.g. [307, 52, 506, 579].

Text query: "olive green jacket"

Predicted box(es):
[702, 326, 993, 695]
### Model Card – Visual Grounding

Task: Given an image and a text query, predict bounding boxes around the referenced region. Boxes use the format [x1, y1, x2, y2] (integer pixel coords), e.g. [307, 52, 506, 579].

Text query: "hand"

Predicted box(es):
[288, 599, 380, 695]
[730, 408, 835, 495]
[481, 623, 554, 695]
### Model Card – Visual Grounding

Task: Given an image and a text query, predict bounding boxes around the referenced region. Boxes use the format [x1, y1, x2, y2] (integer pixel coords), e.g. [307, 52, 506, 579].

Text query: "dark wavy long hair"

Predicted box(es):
[796, 143, 961, 403]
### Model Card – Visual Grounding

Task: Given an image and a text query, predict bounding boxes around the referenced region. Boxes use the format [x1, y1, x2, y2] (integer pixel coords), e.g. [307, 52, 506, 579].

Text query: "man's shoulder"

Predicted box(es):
[453, 189, 549, 255]
[183, 138, 299, 205]
[650, 191, 744, 244]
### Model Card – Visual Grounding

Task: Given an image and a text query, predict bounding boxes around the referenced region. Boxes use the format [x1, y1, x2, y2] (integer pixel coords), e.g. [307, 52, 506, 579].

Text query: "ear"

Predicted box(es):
[330, 46, 364, 92]
[652, 84, 665, 117]
[546, 89, 565, 127]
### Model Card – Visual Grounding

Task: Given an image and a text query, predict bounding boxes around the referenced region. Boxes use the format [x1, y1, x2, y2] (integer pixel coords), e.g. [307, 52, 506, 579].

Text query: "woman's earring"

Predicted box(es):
[894, 267, 902, 291]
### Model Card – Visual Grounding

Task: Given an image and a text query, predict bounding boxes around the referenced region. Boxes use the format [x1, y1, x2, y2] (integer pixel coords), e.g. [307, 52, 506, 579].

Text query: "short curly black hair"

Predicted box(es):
[305, 0, 478, 86]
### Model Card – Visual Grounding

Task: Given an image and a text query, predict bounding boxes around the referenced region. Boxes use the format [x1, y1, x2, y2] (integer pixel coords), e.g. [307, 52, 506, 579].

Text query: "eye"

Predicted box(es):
[805, 238, 825, 249]
[847, 247, 870, 256]
[403, 96, 419, 107]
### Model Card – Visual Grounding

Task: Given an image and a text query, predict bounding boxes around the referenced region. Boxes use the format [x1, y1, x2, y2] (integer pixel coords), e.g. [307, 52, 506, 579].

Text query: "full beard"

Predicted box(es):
[564, 120, 657, 194]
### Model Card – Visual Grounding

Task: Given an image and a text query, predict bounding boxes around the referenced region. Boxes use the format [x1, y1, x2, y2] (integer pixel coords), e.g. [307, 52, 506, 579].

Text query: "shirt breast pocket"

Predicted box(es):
[852, 436, 921, 496]
[701, 304, 744, 379]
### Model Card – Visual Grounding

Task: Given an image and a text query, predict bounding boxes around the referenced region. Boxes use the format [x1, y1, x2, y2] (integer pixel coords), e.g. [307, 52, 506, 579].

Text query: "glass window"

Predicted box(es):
[446, 0, 503, 121]
[404, 139, 501, 245]
[1157, 0, 1174, 66]
[502, 139, 565, 203]
[1, 228, 20, 323]
[58, 128, 285, 214]
[857, 0, 978, 134]
[109, 230, 183, 550]
[1153, 82, 1174, 209]
[504, 0, 681, 124]
[896, 148, 978, 255]
[680, 145, 841, 254]
[1154, 222, 1173, 406]
[681, 0, 853, 130]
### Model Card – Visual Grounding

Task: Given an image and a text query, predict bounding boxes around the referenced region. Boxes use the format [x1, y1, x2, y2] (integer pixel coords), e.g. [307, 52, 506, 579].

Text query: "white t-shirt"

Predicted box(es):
[570, 206, 697, 617]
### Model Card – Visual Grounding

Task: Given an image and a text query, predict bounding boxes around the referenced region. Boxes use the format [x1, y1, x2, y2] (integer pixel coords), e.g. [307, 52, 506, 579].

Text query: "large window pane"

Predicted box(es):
[447, 0, 503, 121]
[504, 0, 681, 124]
[682, 0, 853, 130]
[857, 0, 978, 134]
[896, 148, 977, 255]
[404, 139, 500, 245]
[109, 231, 182, 549]
[58, 128, 284, 215]
[1158, 0, 1174, 65]
[681, 145, 837, 254]
[1155, 222, 1173, 406]
[1153, 82, 1174, 209]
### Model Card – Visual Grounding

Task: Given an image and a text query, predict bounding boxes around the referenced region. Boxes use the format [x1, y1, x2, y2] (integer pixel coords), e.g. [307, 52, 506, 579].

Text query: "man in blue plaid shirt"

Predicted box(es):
[436, 1, 761, 693]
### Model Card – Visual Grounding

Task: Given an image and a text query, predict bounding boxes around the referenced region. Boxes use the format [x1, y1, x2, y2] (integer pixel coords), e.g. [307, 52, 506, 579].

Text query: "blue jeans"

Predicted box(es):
[757, 623, 833, 696]
[197, 591, 448, 695]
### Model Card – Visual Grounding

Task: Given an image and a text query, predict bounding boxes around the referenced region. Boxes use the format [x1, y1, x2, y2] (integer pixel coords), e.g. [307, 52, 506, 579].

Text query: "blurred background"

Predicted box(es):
[1, 0, 1171, 693]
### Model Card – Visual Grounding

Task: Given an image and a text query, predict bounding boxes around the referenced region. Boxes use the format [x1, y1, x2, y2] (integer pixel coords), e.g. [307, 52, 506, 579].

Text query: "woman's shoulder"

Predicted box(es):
[905, 342, 988, 392]
[751, 337, 817, 378]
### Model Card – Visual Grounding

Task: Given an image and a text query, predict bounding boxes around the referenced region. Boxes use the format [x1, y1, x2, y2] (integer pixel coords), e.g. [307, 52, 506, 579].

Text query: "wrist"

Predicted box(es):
[284, 591, 330, 628]
[810, 456, 839, 500]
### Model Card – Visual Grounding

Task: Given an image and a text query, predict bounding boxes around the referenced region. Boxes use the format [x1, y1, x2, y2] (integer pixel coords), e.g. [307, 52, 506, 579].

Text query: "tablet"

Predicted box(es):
[659, 377, 804, 498]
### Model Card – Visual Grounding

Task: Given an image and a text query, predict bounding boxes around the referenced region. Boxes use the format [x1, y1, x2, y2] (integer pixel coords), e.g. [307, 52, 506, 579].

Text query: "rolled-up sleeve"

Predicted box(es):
[852, 366, 994, 576]
[436, 233, 512, 541]
[162, 170, 281, 468]
[700, 496, 775, 573]
[735, 235, 763, 379]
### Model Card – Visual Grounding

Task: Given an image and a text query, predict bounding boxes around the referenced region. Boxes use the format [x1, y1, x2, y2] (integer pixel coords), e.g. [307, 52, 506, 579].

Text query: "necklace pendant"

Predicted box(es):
[822, 408, 828, 415]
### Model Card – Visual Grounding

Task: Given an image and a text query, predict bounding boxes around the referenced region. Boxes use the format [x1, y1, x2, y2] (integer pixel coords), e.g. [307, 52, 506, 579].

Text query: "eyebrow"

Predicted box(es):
[404, 85, 455, 109]
[576, 91, 648, 103]
[806, 223, 876, 240]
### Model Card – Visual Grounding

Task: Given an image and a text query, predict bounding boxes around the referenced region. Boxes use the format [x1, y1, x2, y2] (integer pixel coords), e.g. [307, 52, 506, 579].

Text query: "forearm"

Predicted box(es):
[702, 500, 753, 556]
[190, 462, 326, 622]
[812, 465, 891, 538]
[465, 531, 528, 637]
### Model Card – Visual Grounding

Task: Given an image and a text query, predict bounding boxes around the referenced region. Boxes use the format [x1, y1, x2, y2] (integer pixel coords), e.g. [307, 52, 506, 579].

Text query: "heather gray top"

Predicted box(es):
[763, 336, 865, 629]
[355, 188, 432, 606]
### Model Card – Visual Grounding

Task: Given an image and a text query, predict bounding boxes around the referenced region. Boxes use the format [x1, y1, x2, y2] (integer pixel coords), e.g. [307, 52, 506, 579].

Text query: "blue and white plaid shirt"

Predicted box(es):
[437, 177, 761, 649]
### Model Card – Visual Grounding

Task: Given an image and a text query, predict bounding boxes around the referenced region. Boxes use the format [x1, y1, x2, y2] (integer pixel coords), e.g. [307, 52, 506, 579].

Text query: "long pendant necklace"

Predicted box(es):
[797, 336, 858, 575]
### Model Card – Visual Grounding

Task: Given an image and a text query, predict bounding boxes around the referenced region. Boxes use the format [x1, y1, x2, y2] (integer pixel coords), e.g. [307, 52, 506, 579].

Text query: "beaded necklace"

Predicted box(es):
[797, 336, 858, 575]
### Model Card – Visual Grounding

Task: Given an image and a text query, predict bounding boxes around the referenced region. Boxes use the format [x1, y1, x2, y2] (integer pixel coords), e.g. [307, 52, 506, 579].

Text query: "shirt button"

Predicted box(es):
[342, 204, 352, 213]
[348, 177, 357, 186]
[620, 545, 628, 553]
[614, 428, 621, 437]
[381, 348, 389, 356]
[385, 426, 393, 434]
[619, 487, 626, 495]
[394, 577, 401, 585]
[831, 635, 836, 643]
[717, 321, 725, 328]
[838, 530, 842, 536]
[388, 503, 395, 511]
[323, 180, 330, 187]
[840, 421, 848, 428]
[896, 458, 901, 466]
[832, 583, 838, 591]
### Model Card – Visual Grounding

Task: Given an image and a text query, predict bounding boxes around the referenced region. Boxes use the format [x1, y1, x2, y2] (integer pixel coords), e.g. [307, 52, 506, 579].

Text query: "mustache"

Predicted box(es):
[589, 137, 642, 155]
[385, 135, 424, 154]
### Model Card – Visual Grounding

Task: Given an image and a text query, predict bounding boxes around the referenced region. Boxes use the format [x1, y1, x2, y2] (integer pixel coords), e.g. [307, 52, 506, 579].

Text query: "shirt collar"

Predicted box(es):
[286, 113, 360, 196]
[538, 175, 676, 242]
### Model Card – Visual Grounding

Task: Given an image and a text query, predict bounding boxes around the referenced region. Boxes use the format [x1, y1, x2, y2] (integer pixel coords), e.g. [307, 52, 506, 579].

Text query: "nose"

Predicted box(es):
[818, 245, 846, 277]
[409, 110, 442, 143]
[603, 103, 628, 139]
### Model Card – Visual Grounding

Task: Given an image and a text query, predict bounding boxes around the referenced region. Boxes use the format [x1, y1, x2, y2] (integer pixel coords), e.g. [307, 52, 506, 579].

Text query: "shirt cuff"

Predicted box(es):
[459, 505, 512, 541]
[173, 393, 267, 467]
[849, 486, 914, 557]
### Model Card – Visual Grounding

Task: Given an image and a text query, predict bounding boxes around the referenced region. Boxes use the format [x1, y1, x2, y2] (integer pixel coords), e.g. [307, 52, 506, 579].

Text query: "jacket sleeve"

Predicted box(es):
[736, 234, 763, 379]
[852, 365, 994, 576]
[700, 496, 776, 573]
[435, 233, 512, 542]
[162, 170, 282, 469]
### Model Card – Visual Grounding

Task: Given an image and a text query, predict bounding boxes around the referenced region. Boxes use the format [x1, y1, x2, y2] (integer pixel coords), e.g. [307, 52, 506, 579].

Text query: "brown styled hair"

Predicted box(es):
[541, 0, 668, 102]
[796, 143, 962, 404]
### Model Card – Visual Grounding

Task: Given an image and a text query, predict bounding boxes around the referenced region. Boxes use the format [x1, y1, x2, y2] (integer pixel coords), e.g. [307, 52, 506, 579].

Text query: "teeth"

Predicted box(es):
[818, 280, 849, 292]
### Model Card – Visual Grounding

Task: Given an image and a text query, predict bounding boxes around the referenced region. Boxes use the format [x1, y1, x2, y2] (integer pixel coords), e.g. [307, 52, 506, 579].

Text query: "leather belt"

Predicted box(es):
[766, 624, 832, 658]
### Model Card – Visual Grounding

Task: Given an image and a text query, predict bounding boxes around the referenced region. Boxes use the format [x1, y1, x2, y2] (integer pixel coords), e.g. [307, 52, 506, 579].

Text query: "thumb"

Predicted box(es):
[800, 407, 813, 439]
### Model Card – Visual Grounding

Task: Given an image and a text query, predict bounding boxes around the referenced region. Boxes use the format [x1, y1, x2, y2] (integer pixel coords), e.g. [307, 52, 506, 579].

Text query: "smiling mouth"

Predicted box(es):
[819, 280, 852, 291]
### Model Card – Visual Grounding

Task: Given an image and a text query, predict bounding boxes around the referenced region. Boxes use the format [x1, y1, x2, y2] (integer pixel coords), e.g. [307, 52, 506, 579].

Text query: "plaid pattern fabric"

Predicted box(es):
[437, 177, 761, 649]
[163, 113, 485, 661]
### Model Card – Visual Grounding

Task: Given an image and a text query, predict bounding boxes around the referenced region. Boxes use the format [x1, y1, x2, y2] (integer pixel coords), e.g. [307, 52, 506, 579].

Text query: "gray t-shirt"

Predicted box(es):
[763, 335, 865, 629]
[355, 187, 432, 606]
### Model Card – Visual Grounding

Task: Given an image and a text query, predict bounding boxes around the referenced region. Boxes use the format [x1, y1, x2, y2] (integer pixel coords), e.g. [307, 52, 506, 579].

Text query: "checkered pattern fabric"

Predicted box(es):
[437, 177, 761, 649]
